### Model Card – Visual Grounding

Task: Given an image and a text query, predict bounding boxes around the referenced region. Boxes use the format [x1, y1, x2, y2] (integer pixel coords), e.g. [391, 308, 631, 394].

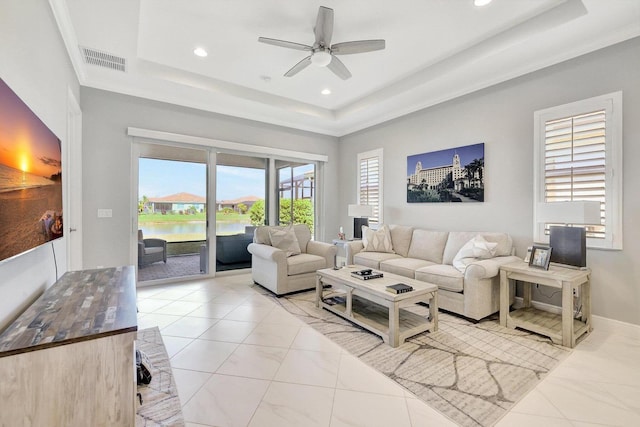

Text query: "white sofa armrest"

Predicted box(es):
[464, 256, 522, 280]
[307, 241, 338, 268]
[345, 241, 364, 265]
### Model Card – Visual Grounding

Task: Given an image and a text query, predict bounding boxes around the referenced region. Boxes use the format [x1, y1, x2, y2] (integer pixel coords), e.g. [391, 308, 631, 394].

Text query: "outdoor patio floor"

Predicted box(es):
[138, 254, 250, 282]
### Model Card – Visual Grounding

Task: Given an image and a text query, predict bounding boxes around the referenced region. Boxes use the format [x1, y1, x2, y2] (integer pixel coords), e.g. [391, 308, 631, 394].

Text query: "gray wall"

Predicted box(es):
[80, 89, 340, 269]
[0, 1, 79, 330]
[338, 37, 640, 325]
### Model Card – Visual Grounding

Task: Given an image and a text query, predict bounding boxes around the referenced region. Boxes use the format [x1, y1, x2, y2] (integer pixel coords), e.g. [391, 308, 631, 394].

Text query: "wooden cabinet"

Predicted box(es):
[0, 266, 138, 427]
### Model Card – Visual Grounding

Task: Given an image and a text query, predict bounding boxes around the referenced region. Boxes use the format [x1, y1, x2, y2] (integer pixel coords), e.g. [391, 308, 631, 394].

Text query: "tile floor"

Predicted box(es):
[137, 273, 640, 427]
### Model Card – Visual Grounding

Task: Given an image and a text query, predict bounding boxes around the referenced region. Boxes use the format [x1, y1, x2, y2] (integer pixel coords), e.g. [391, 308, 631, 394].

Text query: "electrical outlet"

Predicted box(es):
[573, 287, 580, 298]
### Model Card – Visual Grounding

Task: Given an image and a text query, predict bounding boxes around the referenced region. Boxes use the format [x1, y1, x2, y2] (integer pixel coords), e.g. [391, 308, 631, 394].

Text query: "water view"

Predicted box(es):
[141, 221, 249, 242]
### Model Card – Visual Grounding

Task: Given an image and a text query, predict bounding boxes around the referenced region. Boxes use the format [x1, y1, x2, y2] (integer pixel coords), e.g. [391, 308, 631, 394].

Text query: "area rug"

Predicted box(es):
[136, 327, 184, 427]
[263, 289, 571, 427]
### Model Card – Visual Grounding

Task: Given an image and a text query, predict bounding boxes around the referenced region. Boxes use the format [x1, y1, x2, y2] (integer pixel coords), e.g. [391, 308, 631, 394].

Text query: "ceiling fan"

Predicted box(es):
[258, 6, 385, 80]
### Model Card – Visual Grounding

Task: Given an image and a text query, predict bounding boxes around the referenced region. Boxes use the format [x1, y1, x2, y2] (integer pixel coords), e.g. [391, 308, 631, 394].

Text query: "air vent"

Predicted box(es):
[80, 46, 126, 72]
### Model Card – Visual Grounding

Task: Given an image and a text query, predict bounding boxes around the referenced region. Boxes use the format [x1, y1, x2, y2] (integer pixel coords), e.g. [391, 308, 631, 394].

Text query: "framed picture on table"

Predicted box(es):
[529, 245, 552, 270]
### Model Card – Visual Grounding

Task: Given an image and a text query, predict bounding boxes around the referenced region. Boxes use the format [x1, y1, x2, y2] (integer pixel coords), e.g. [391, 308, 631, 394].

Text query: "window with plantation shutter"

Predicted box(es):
[534, 92, 622, 250]
[357, 148, 383, 226]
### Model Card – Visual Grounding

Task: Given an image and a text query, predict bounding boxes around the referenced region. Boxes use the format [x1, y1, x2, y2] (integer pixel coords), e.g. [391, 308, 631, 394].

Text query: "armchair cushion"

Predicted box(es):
[287, 253, 327, 275]
[268, 226, 301, 257]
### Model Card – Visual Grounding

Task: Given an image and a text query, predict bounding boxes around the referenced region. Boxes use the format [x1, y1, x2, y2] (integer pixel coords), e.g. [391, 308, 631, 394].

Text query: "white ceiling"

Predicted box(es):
[51, 0, 640, 137]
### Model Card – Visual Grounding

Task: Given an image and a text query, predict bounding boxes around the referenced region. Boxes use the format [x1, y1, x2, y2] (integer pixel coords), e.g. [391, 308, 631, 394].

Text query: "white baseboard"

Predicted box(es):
[591, 314, 640, 337]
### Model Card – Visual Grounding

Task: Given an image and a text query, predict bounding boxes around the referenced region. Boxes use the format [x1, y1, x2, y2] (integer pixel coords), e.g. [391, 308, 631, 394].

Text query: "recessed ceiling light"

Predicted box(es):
[321, 88, 331, 95]
[474, 0, 492, 6]
[193, 47, 208, 57]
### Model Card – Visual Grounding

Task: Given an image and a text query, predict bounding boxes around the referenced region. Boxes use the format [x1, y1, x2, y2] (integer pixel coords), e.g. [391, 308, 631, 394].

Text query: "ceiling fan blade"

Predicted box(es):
[284, 56, 312, 77]
[314, 6, 334, 47]
[327, 56, 352, 80]
[331, 40, 386, 55]
[258, 37, 312, 51]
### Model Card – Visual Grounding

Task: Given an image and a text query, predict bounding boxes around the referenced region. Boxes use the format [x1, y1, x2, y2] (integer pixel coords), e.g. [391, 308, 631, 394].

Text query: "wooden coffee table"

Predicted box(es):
[315, 266, 438, 347]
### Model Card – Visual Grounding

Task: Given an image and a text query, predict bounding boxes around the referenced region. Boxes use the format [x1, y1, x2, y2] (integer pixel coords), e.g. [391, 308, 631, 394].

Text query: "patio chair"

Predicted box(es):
[138, 230, 167, 267]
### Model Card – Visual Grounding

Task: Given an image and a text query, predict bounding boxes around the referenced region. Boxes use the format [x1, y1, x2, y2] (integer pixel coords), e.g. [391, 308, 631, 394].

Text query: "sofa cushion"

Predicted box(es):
[353, 252, 402, 269]
[415, 264, 464, 293]
[443, 232, 513, 265]
[380, 257, 435, 279]
[407, 229, 449, 263]
[362, 225, 395, 253]
[269, 226, 301, 257]
[389, 225, 413, 258]
[287, 253, 327, 276]
[452, 235, 498, 272]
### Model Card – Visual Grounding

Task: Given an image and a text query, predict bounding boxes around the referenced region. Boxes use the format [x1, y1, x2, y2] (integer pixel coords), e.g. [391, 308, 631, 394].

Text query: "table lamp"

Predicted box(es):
[348, 204, 374, 239]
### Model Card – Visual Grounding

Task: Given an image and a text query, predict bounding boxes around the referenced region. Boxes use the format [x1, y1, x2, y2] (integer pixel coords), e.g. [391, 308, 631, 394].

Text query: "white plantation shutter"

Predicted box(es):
[544, 110, 606, 238]
[534, 92, 622, 250]
[357, 149, 383, 226]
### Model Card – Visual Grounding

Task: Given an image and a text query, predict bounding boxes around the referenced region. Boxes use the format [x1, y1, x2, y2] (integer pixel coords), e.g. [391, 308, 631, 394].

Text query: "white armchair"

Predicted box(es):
[247, 224, 337, 295]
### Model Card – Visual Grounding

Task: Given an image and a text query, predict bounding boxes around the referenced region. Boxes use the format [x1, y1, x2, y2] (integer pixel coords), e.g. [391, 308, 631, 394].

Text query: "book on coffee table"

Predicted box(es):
[351, 269, 384, 280]
[386, 283, 413, 294]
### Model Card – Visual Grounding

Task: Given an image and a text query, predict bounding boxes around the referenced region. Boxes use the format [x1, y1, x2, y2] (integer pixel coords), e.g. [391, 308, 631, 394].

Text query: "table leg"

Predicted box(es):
[523, 281, 532, 308]
[582, 277, 592, 331]
[389, 302, 400, 347]
[315, 275, 321, 308]
[499, 270, 509, 327]
[429, 291, 439, 332]
[562, 281, 574, 347]
[345, 288, 353, 317]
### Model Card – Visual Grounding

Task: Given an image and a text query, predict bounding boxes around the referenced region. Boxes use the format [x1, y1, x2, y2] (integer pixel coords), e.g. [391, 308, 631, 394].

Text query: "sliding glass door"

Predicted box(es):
[215, 154, 266, 272]
[136, 144, 209, 283]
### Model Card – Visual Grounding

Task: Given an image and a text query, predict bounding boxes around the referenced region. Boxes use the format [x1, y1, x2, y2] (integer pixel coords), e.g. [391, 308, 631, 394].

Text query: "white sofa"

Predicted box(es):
[248, 224, 337, 295]
[345, 225, 521, 320]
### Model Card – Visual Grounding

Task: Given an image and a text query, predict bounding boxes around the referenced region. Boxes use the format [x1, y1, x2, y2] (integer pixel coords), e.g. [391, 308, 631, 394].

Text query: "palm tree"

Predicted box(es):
[138, 195, 149, 213]
[469, 158, 484, 186]
[464, 164, 474, 188]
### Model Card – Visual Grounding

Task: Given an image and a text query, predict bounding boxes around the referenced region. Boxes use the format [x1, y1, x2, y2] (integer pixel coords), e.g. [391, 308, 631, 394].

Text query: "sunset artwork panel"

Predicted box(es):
[0, 78, 63, 262]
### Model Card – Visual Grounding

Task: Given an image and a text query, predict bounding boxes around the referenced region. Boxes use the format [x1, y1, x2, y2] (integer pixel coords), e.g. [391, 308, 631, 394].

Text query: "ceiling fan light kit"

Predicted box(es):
[311, 50, 332, 67]
[258, 6, 386, 80]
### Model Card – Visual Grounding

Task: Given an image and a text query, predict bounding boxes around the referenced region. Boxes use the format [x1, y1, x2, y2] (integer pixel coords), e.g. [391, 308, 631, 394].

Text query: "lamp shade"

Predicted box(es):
[348, 204, 374, 217]
[537, 201, 601, 225]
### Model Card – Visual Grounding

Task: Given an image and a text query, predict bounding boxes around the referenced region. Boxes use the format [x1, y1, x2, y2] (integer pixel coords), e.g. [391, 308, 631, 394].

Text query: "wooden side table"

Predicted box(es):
[499, 260, 591, 348]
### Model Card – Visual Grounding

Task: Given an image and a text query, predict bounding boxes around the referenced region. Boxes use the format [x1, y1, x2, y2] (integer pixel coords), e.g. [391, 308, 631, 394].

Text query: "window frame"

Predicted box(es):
[357, 148, 383, 227]
[533, 91, 623, 250]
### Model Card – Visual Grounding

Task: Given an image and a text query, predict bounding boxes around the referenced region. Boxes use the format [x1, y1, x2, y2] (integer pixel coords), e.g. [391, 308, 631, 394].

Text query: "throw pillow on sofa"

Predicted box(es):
[362, 224, 395, 253]
[268, 226, 301, 257]
[453, 235, 498, 272]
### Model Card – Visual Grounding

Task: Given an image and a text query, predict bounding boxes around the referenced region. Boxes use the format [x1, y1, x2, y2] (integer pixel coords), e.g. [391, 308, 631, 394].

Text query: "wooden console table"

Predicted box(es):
[499, 261, 591, 348]
[0, 266, 138, 426]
